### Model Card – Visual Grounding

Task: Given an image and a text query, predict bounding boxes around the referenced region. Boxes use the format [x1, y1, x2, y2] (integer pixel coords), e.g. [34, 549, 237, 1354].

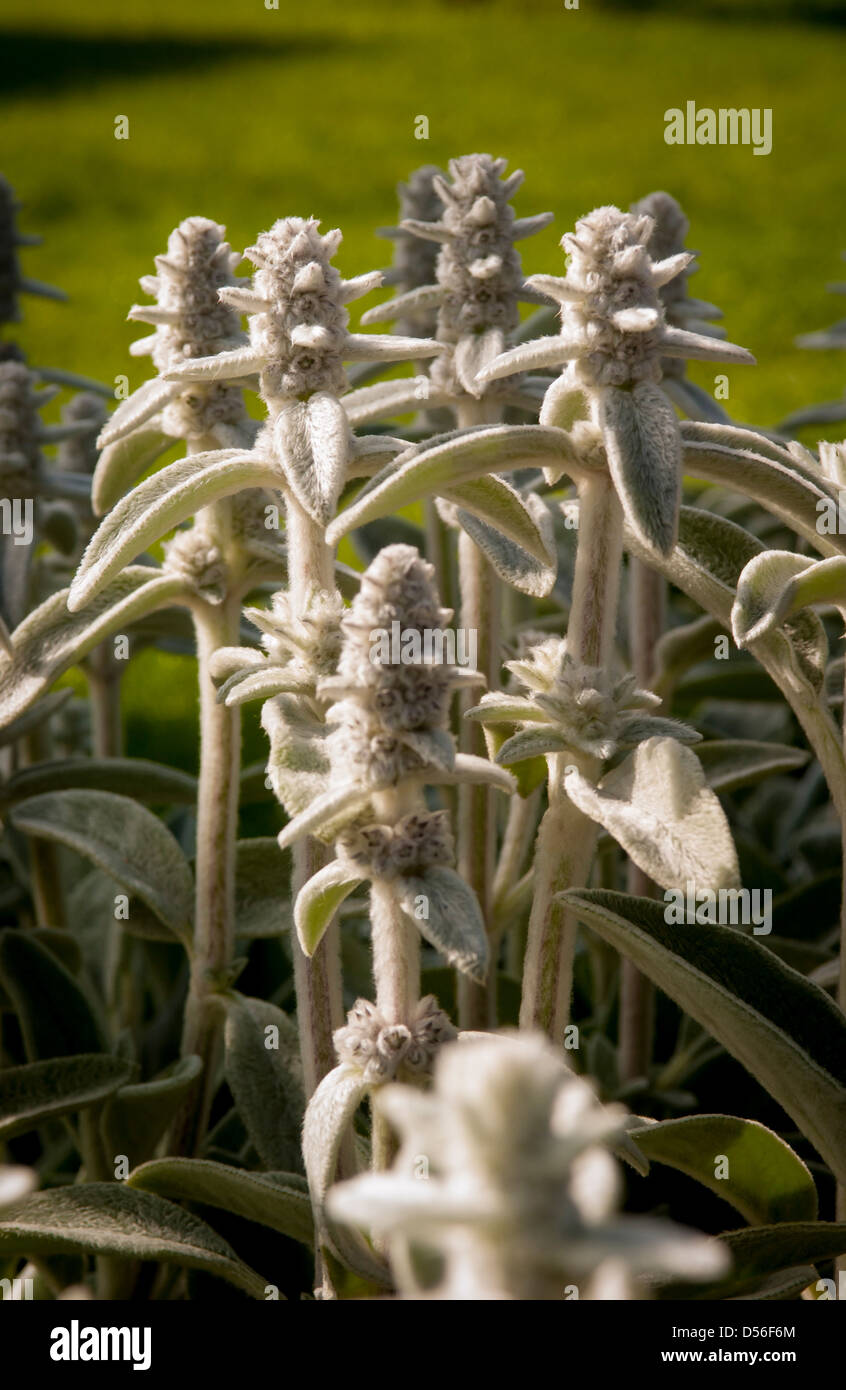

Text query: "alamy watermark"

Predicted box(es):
[664, 881, 772, 934]
[369, 622, 477, 669]
[0, 497, 33, 546]
[664, 103, 772, 156]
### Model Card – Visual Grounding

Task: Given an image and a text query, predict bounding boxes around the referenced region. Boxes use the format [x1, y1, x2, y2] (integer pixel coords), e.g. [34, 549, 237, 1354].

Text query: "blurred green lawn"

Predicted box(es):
[2, 0, 845, 773]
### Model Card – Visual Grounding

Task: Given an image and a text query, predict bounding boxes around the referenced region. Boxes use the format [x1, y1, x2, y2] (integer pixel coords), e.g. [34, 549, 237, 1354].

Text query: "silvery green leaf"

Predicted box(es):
[209, 646, 263, 681]
[680, 420, 819, 479]
[732, 552, 846, 648]
[0, 932, 108, 1060]
[563, 888, 846, 1189]
[303, 1064, 389, 1283]
[444, 475, 552, 564]
[625, 507, 830, 699]
[0, 757, 197, 810]
[425, 753, 517, 795]
[68, 451, 280, 610]
[0, 688, 71, 748]
[659, 325, 755, 365]
[10, 790, 194, 935]
[294, 860, 368, 956]
[395, 866, 488, 981]
[128, 1159, 313, 1248]
[235, 837, 291, 939]
[628, 1115, 817, 1227]
[453, 328, 505, 397]
[92, 425, 172, 516]
[0, 611, 11, 658]
[221, 666, 312, 708]
[96, 377, 181, 447]
[164, 345, 265, 384]
[564, 738, 740, 892]
[325, 424, 583, 548]
[456, 490, 557, 597]
[658, 1222, 846, 1301]
[0, 1184, 268, 1298]
[681, 434, 843, 558]
[475, 334, 588, 384]
[101, 1056, 203, 1169]
[0, 1055, 135, 1142]
[600, 382, 681, 556]
[222, 993, 304, 1174]
[496, 725, 572, 764]
[695, 740, 809, 794]
[349, 433, 411, 478]
[276, 782, 372, 851]
[360, 287, 442, 325]
[617, 716, 701, 746]
[344, 332, 443, 363]
[464, 693, 552, 724]
[273, 393, 351, 526]
[262, 694, 331, 818]
[342, 376, 449, 426]
[0, 567, 187, 717]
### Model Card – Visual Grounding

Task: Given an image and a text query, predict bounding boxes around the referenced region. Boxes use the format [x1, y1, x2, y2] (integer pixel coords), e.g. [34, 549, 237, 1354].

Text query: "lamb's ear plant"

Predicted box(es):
[4, 156, 846, 1308]
[278, 545, 513, 1265]
[327, 1031, 730, 1300]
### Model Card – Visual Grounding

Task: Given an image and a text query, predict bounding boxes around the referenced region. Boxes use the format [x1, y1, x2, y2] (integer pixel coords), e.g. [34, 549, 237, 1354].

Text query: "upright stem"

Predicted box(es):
[285, 496, 346, 1098]
[86, 643, 124, 760]
[368, 859, 420, 1173]
[176, 584, 241, 1153]
[520, 473, 624, 1042]
[455, 397, 502, 1029]
[619, 557, 665, 1082]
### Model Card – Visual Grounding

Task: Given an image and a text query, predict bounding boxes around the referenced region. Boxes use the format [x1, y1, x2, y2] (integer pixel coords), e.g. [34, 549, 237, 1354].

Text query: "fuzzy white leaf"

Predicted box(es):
[395, 867, 488, 981]
[273, 394, 351, 525]
[92, 426, 172, 516]
[294, 860, 367, 956]
[0, 569, 186, 727]
[732, 552, 846, 648]
[68, 452, 279, 610]
[600, 383, 681, 556]
[564, 738, 740, 892]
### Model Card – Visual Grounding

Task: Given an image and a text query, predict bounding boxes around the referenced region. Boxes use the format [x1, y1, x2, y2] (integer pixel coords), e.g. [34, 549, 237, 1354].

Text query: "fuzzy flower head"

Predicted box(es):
[338, 808, 454, 879]
[246, 586, 345, 680]
[474, 204, 754, 555]
[162, 528, 228, 605]
[126, 216, 246, 441]
[56, 392, 108, 476]
[0, 175, 65, 329]
[333, 995, 457, 1085]
[327, 1032, 730, 1299]
[320, 545, 470, 789]
[378, 165, 445, 336]
[631, 191, 726, 382]
[162, 218, 442, 526]
[363, 153, 553, 399]
[0, 361, 66, 497]
[469, 634, 698, 769]
[95, 216, 250, 475]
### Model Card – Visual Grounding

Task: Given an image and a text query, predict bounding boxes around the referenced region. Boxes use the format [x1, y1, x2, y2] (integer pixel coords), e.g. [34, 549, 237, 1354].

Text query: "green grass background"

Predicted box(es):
[2, 0, 845, 768]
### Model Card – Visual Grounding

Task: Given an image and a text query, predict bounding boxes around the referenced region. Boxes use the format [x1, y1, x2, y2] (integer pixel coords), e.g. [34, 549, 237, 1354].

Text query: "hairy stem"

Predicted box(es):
[620, 556, 665, 1082]
[520, 473, 624, 1042]
[455, 396, 503, 1029]
[176, 584, 241, 1153]
[285, 496, 345, 1098]
[86, 642, 124, 759]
